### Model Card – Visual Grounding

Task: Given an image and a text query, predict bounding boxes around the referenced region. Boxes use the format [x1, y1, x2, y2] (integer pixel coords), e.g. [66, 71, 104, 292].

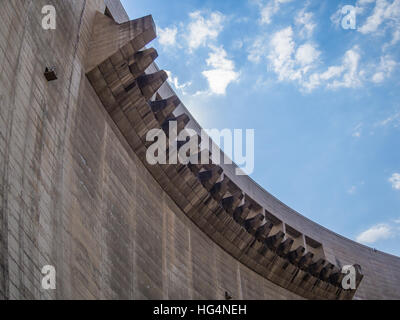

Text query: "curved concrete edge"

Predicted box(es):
[102, 0, 400, 300]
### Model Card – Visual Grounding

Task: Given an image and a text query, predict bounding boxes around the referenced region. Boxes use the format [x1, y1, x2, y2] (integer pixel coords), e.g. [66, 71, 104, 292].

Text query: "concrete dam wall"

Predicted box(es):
[0, 0, 399, 300]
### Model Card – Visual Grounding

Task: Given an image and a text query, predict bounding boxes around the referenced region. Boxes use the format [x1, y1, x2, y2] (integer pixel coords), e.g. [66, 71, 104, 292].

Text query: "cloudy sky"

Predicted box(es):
[121, 0, 400, 257]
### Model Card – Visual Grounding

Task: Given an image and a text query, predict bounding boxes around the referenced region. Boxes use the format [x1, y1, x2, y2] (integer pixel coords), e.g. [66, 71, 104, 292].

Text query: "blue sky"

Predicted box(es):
[121, 0, 400, 257]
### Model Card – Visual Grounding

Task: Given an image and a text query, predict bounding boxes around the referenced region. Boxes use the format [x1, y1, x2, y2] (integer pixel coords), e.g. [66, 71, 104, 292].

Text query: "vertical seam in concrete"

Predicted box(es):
[19, 49, 40, 300]
[237, 263, 243, 300]
[0, 0, 34, 300]
[162, 193, 168, 299]
[98, 102, 108, 299]
[52, 0, 87, 299]
[130, 139, 137, 300]
[212, 244, 218, 299]
[187, 228, 194, 299]
[131, 145, 137, 299]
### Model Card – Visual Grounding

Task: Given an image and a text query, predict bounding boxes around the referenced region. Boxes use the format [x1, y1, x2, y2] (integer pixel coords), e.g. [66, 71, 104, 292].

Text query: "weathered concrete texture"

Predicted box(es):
[104, 0, 129, 23]
[0, 0, 106, 299]
[84, 12, 156, 72]
[0, 0, 399, 300]
[86, 39, 356, 297]
[0, 0, 302, 300]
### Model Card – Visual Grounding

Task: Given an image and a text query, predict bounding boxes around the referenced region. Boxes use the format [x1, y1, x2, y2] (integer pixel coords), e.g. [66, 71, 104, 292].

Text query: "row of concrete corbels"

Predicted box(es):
[85, 11, 363, 299]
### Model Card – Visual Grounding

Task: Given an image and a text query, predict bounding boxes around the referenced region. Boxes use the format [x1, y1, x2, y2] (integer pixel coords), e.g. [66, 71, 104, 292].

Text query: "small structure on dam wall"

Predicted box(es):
[0, 0, 399, 300]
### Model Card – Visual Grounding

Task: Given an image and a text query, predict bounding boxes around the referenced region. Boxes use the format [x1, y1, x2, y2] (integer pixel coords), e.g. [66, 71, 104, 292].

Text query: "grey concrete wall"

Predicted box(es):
[0, 0, 302, 300]
[0, 0, 399, 300]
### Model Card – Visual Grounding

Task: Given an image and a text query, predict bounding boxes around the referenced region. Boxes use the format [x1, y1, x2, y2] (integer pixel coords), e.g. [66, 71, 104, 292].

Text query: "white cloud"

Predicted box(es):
[302, 73, 321, 91]
[303, 47, 363, 91]
[389, 29, 400, 46]
[332, 53, 398, 87]
[186, 11, 225, 51]
[295, 9, 316, 38]
[301, 47, 363, 91]
[356, 215, 400, 245]
[382, 28, 400, 50]
[248, 2, 397, 92]
[372, 73, 384, 82]
[376, 111, 400, 127]
[358, 0, 400, 35]
[371, 55, 397, 83]
[330, 7, 343, 28]
[165, 70, 192, 93]
[329, 48, 363, 89]
[256, 30, 397, 92]
[268, 27, 297, 80]
[251, 26, 374, 92]
[248, 35, 269, 63]
[358, 0, 388, 34]
[267, 27, 320, 84]
[258, 0, 294, 25]
[320, 66, 345, 80]
[358, 0, 376, 5]
[260, 2, 278, 25]
[331, 0, 397, 32]
[158, 26, 178, 46]
[296, 43, 320, 66]
[389, 173, 400, 190]
[356, 223, 394, 243]
[262, 27, 376, 91]
[202, 46, 240, 95]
